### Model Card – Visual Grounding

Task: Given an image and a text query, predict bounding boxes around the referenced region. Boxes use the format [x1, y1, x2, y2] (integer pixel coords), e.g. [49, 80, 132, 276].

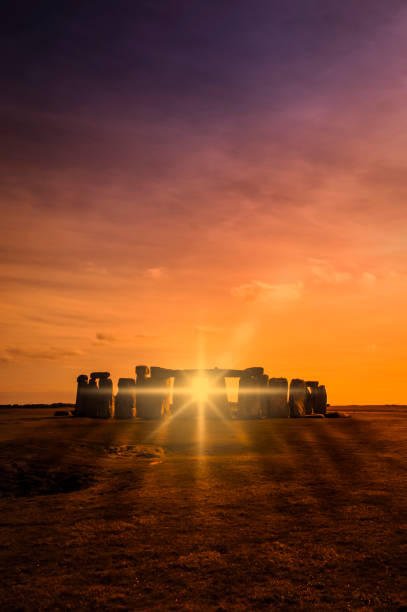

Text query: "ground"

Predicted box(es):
[0, 406, 406, 611]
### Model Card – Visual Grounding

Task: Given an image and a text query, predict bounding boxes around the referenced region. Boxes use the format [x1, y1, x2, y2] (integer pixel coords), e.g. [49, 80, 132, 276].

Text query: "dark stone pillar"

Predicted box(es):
[74, 374, 88, 417]
[288, 379, 307, 417]
[171, 371, 195, 418]
[150, 367, 172, 418]
[97, 373, 113, 419]
[135, 365, 164, 419]
[305, 381, 319, 415]
[268, 378, 289, 417]
[315, 385, 327, 415]
[86, 374, 98, 418]
[237, 373, 261, 418]
[135, 365, 150, 419]
[114, 378, 136, 419]
[207, 372, 230, 419]
[260, 374, 269, 418]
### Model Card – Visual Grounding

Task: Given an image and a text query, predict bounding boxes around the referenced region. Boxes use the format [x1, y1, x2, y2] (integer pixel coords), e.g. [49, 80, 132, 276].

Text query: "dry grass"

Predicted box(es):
[0, 407, 406, 610]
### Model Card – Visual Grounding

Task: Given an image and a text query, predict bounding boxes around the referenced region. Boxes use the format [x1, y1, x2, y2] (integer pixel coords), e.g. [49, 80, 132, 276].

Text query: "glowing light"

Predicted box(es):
[190, 376, 211, 403]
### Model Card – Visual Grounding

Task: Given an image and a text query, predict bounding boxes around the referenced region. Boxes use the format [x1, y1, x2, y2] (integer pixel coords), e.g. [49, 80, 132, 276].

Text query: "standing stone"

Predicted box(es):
[259, 374, 269, 418]
[74, 374, 88, 417]
[150, 367, 172, 418]
[114, 378, 136, 419]
[86, 374, 99, 418]
[135, 365, 163, 419]
[305, 386, 313, 415]
[289, 379, 307, 417]
[245, 368, 263, 418]
[171, 371, 196, 418]
[314, 385, 327, 415]
[97, 373, 113, 419]
[207, 371, 231, 419]
[268, 378, 289, 418]
[134, 365, 149, 419]
[236, 374, 250, 419]
[305, 381, 319, 415]
[237, 372, 261, 419]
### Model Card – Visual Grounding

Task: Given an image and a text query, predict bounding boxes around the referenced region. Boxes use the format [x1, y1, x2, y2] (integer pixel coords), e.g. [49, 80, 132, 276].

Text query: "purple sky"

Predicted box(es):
[1, 1, 407, 403]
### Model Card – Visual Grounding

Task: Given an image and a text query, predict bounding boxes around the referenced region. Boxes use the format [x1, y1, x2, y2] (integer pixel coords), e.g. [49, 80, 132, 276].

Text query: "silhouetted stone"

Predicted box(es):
[305, 381, 319, 415]
[54, 410, 70, 417]
[171, 372, 194, 418]
[305, 386, 313, 415]
[259, 374, 269, 417]
[90, 371, 110, 379]
[268, 378, 289, 418]
[97, 374, 113, 418]
[237, 374, 261, 419]
[137, 379, 163, 419]
[74, 374, 88, 417]
[73, 366, 328, 423]
[150, 367, 172, 417]
[289, 379, 307, 417]
[86, 375, 98, 418]
[314, 385, 327, 415]
[206, 372, 231, 419]
[244, 367, 264, 376]
[135, 365, 163, 419]
[135, 365, 150, 380]
[114, 378, 136, 419]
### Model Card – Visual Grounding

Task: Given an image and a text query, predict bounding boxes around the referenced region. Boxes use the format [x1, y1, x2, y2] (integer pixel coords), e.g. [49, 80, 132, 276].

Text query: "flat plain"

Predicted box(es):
[0, 406, 406, 611]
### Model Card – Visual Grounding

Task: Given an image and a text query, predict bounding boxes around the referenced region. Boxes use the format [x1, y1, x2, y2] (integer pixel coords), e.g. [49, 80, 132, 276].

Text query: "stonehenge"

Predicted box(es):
[74, 366, 328, 420]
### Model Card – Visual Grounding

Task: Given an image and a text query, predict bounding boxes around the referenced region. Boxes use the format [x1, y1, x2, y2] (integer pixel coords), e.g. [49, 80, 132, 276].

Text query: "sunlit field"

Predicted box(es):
[1, 406, 407, 610]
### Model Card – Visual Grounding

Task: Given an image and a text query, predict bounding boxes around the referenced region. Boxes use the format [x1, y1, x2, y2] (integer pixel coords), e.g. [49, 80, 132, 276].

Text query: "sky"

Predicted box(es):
[1, 0, 407, 404]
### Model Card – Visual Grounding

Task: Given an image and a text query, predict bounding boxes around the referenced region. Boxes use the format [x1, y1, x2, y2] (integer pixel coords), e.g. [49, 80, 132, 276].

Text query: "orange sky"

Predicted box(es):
[1, 3, 407, 404]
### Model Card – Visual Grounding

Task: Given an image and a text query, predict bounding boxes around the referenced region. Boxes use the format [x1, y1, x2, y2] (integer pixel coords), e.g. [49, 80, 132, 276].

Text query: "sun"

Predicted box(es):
[190, 376, 211, 403]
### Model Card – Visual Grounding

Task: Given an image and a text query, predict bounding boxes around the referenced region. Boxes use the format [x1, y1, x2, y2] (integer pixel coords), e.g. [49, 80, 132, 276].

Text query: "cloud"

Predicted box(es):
[5, 346, 84, 361]
[308, 258, 352, 284]
[365, 343, 378, 352]
[95, 332, 116, 343]
[145, 267, 166, 280]
[231, 281, 303, 302]
[308, 259, 378, 287]
[361, 272, 376, 286]
[84, 261, 108, 275]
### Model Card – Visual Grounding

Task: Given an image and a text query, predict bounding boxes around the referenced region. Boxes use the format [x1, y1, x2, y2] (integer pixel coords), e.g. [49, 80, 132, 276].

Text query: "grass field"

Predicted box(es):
[0, 407, 406, 610]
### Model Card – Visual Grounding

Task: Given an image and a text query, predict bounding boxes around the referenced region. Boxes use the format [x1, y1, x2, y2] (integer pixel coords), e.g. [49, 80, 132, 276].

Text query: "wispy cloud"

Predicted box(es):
[308, 259, 352, 284]
[231, 281, 303, 302]
[361, 272, 376, 286]
[84, 261, 108, 276]
[95, 332, 116, 343]
[145, 267, 166, 280]
[308, 259, 378, 287]
[4, 346, 84, 361]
